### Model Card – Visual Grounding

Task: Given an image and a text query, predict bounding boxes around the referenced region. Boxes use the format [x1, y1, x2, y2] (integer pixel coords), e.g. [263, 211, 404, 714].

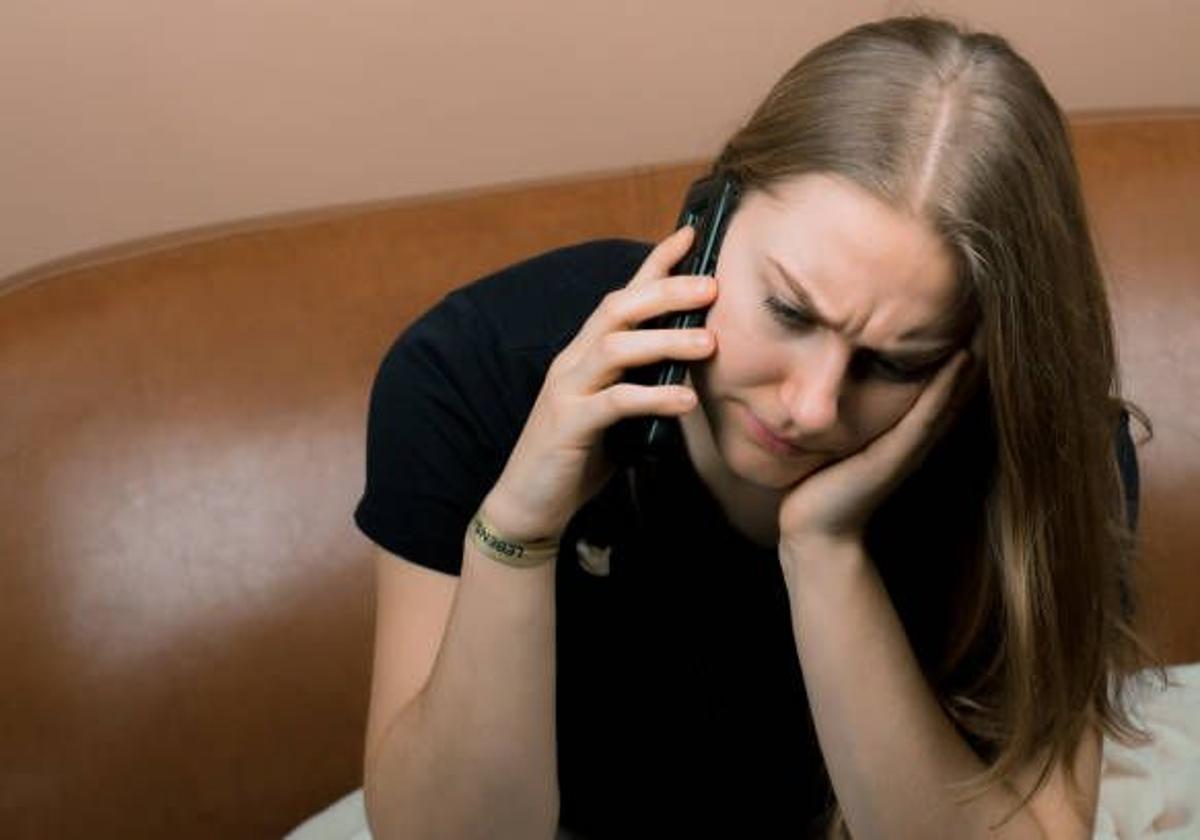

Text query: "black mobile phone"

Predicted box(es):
[604, 173, 741, 466]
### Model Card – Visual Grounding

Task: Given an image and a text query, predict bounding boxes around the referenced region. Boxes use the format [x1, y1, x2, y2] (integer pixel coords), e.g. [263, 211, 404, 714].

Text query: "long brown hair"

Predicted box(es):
[709, 13, 1159, 834]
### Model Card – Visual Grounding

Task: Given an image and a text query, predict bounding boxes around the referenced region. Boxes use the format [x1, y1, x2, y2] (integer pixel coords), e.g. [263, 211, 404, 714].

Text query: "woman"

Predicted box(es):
[356, 14, 1151, 839]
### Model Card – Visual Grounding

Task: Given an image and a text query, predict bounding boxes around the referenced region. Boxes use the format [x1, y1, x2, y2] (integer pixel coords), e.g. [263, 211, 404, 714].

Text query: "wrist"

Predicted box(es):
[778, 533, 867, 586]
[780, 531, 864, 559]
[469, 505, 559, 569]
[481, 485, 564, 545]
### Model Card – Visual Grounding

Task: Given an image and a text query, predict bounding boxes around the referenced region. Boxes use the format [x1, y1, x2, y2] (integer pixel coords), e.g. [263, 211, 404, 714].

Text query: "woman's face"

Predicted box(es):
[685, 172, 966, 491]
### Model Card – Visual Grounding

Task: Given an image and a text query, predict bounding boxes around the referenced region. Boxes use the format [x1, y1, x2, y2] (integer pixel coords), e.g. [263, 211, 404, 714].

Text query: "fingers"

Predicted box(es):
[561, 228, 718, 391]
[544, 223, 719, 432]
[576, 229, 714, 341]
[492, 225, 715, 538]
[626, 224, 696, 289]
[577, 326, 715, 391]
[585, 380, 700, 430]
[571, 267, 712, 345]
[875, 350, 974, 465]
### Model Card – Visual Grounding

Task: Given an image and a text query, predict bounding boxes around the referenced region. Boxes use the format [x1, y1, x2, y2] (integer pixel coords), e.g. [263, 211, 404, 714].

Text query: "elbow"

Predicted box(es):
[362, 764, 561, 840]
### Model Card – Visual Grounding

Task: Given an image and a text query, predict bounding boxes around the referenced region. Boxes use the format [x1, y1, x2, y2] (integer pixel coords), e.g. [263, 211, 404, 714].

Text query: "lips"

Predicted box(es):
[739, 404, 808, 456]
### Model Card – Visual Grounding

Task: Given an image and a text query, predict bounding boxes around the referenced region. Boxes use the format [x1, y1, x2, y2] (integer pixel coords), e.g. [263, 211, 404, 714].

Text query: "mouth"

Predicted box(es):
[738, 404, 810, 457]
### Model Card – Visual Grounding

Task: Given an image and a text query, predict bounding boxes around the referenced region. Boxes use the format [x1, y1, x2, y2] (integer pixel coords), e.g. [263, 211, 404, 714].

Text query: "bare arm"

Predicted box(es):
[363, 490, 560, 840]
[361, 226, 717, 838]
[772, 345, 1098, 837]
[781, 541, 1099, 839]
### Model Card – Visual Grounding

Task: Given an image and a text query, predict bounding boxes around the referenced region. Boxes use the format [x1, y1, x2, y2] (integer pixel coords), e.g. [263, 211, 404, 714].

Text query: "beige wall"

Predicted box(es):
[2, 0, 1197, 285]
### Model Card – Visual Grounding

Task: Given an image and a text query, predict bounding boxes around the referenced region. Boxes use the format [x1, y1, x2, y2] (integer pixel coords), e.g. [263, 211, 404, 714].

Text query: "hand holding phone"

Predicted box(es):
[604, 173, 742, 466]
[482, 226, 721, 543]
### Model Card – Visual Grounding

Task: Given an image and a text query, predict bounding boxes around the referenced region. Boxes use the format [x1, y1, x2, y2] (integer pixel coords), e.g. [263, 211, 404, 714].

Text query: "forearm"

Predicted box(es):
[781, 541, 1042, 840]
[364, 516, 559, 839]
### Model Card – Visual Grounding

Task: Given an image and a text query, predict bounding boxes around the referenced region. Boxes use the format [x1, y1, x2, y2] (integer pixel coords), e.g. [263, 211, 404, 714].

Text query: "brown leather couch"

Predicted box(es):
[3, 110, 1197, 838]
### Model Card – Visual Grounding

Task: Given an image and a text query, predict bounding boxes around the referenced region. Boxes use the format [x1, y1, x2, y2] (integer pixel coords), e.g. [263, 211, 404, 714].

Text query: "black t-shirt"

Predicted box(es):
[354, 239, 1139, 838]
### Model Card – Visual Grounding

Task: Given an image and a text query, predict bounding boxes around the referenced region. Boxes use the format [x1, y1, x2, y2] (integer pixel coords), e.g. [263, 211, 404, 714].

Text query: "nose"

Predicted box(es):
[779, 337, 851, 435]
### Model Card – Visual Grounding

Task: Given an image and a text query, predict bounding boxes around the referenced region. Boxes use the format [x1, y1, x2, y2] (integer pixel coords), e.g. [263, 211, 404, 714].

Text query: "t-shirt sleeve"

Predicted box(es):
[353, 289, 535, 575]
[1116, 408, 1139, 533]
[1115, 407, 1140, 619]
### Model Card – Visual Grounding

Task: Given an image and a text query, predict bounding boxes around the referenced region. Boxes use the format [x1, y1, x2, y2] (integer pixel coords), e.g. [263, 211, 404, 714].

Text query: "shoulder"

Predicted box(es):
[368, 237, 651, 405]
[375, 237, 652, 411]
[449, 238, 653, 353]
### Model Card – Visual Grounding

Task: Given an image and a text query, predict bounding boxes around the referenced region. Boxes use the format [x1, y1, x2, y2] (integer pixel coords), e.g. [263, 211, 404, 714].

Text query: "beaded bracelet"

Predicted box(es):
[468, 508, 560, 568]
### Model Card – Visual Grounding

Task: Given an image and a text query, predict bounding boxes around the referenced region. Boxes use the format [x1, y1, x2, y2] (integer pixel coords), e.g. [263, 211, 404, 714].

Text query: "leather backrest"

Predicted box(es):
[1071, 112, 1200, 666]
[0, 163, 704, 837]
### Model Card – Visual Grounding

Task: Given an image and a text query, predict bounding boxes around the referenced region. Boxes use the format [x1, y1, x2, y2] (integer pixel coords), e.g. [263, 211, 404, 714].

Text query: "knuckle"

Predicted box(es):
[544, 389, 572, 421]
[545, 360, 565, 385]
[547, 348, 573, 376]
[684, 328, 712, 349]
[665, 276, 696, 300]
[598, 290, 626, 318]
[607, 384, 635, 412]
[598, 331, 624, 358]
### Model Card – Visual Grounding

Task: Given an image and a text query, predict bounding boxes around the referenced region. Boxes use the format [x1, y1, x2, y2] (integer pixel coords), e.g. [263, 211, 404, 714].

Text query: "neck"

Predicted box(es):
[679, 396, 785, 550]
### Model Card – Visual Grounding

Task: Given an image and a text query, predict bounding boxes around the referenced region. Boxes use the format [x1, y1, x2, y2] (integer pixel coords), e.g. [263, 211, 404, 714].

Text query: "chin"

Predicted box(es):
[692, 382, 827, 489]
[716, 425, 827, 490]
[739, 447, 825, 489]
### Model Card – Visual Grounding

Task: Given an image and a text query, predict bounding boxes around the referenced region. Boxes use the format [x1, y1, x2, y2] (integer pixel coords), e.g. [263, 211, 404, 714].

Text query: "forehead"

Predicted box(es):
[728, 173, 962, 347]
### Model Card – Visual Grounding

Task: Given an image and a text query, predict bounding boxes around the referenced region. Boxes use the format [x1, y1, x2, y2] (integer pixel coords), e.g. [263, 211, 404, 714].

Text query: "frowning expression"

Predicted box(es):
[685, 172, 968, 489]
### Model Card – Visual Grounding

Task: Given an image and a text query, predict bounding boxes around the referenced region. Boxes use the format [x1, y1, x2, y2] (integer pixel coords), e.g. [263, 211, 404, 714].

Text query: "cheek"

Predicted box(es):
[849, 384, 923, 441]
[705, 287, 772, 378]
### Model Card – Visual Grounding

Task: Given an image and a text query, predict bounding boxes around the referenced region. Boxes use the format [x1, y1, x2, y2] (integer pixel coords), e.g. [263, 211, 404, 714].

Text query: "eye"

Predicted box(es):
[764, 295, 946, 383]
[761, 296, 816, 330]
[859, 355, 940, 384]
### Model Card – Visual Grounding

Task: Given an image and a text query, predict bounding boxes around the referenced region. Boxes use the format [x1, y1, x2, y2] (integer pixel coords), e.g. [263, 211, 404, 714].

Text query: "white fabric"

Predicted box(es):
[1095, 661, 1200, 838]
[287, 663, 1200, 839]
[284, 788, 369, 840]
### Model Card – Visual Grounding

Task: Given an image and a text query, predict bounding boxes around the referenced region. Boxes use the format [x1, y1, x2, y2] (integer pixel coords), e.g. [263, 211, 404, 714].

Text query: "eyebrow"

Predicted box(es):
[766, 256, 961, 361]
